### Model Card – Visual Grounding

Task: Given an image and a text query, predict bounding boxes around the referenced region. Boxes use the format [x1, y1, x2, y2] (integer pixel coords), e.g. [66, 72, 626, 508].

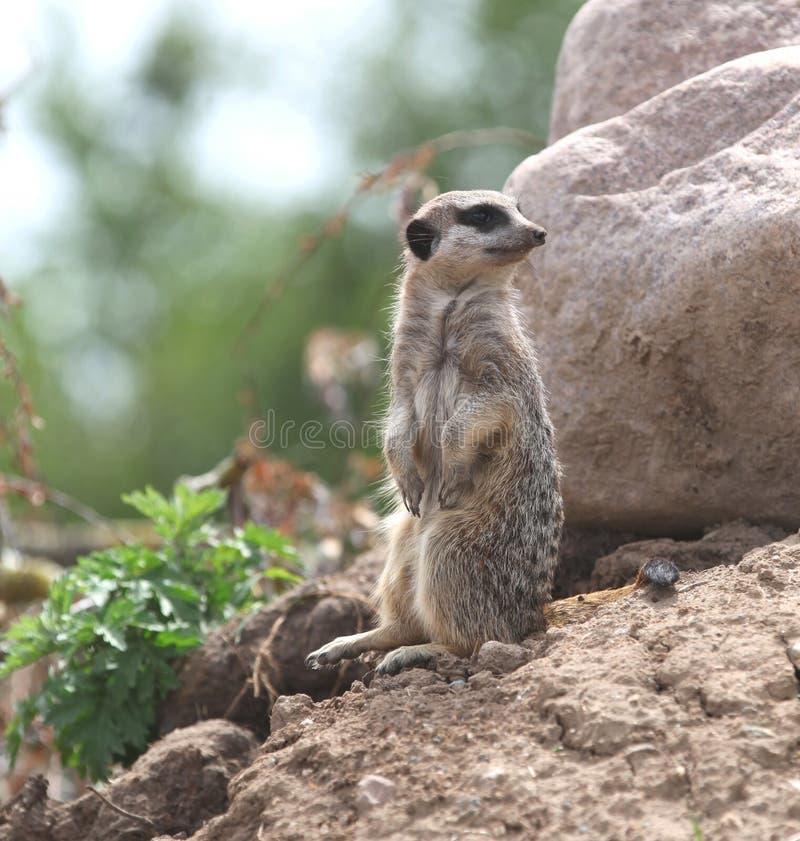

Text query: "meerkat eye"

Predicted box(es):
[469, 206, 493, 226]
[457, 203, 507, 230]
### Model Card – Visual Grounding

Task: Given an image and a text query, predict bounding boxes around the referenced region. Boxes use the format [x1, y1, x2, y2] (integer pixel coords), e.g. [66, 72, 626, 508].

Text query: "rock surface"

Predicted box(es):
[591, 520, 787, 590]
[549, 0, 800, 141]
[507, 46, 800, 534]
[140, 540, 800, 840]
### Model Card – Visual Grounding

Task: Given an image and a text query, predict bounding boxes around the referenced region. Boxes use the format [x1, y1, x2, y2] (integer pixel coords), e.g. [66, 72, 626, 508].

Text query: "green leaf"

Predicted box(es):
[242, 522, 298, 559]
[5, 696, 40, 767]
[96, 624, 127, 651]
[122, 486, 176, 538]
[160, 580, 201, 603]
[263, 567, 303, 584]
[153, 627, 202, 650]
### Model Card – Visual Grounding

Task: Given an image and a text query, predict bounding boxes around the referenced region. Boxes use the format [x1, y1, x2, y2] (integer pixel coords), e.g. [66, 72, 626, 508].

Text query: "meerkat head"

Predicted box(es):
[404, 189, 546, 279]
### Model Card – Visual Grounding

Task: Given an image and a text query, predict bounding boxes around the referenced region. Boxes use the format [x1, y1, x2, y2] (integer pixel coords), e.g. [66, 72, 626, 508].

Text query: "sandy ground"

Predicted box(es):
[3, 538, 799, 841]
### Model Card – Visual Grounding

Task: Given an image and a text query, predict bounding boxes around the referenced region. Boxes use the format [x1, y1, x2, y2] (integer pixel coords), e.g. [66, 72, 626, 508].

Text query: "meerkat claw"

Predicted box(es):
[304, 652, 324, 670]
[305, 648, 338, 670]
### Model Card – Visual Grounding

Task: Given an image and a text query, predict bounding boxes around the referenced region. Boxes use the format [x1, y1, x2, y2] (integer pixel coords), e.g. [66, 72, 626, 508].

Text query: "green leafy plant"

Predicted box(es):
[0, 484, 300, 780]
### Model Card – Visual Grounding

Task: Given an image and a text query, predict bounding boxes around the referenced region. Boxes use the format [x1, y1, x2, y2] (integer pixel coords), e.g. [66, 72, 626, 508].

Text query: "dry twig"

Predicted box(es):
[0, 277, 41, 478]
[0, 474, 135, 543]
[87, 786, 158, 831]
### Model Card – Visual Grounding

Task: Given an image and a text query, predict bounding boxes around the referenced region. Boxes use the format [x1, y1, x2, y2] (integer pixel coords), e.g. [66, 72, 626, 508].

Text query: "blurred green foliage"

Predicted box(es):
[1, 484, 299, 780]
[1, 0, 583, 515]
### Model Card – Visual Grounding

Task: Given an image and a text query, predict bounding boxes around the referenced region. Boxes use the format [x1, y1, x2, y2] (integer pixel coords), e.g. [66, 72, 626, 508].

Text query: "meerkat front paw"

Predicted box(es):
[305, 634, 360, 670]
[438, 463, 471, 509]
[397, 469, 424, 517]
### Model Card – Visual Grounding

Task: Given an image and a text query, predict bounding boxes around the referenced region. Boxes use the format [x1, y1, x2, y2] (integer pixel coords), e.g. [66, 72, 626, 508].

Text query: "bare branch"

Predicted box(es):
[0, 474, 135, 544]
[87, 786, 158, 831]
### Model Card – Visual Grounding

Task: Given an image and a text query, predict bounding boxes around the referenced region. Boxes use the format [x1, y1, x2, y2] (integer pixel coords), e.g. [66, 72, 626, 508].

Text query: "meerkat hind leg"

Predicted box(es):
[376, 643, 450, 677]
[305, 621, 425, 670]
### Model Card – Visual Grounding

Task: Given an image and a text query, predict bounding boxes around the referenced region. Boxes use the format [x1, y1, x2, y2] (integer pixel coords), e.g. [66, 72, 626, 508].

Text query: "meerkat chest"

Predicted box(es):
[406, 291, 490, 424]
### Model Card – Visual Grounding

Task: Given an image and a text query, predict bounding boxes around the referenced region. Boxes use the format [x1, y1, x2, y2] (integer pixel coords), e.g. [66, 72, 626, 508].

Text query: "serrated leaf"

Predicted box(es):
[161, 580, 201, 603]
[96, 624, 127, 651]
[123, 486, 176, 539]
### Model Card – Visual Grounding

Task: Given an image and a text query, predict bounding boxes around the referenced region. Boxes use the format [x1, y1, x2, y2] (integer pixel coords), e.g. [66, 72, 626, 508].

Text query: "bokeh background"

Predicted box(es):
[1, 0, 584, 516]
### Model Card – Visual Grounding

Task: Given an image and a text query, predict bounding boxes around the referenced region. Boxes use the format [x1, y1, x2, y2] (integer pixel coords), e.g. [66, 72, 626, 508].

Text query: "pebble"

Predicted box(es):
[356, 774, 396, 811]
[475, 641, 531, 675]
[270, 694, 314, 733]
[740, 725, 776, 739]
[468, 670, 498, 690]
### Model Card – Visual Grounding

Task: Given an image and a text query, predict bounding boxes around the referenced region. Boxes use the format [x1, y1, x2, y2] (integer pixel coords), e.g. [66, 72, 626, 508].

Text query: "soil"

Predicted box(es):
[157, 550, 379, 737]
[3, 534, 799, 841]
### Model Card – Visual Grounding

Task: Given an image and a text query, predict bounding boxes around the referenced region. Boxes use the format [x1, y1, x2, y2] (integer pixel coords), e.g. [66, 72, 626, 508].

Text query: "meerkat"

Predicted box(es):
[306, 189, 563, 676]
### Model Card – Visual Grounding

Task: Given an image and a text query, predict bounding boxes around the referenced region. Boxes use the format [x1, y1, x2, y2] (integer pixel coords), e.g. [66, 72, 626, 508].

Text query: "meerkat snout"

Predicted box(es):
[529, 226, 547, 245]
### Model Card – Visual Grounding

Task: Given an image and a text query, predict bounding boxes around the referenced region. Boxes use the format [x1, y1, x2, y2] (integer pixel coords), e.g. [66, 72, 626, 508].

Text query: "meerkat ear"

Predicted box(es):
[405, 217, 438, 261]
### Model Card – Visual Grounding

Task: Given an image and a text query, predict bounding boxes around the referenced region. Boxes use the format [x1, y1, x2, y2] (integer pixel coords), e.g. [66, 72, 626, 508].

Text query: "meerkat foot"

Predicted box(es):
[305, 632, 368, 670]
[306, 623, 427, 671]
[376, 644, 449, 677]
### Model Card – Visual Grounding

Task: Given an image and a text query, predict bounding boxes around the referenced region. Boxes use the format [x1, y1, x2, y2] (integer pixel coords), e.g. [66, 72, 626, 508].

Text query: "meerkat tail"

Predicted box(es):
[543, 558, 679, 628]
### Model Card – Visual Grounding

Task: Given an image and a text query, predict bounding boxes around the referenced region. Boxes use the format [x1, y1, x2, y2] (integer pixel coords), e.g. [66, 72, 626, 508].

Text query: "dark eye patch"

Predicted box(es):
[456, 203, 509, 231]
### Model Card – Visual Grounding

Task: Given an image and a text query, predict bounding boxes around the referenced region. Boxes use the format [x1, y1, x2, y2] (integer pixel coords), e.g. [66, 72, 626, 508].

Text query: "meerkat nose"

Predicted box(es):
[530, 227, 547, 245]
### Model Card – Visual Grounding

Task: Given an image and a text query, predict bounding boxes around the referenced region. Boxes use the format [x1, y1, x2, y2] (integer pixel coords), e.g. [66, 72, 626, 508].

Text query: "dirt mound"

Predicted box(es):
[139, 538, 798, 841]
[157, 550, 380, 737]
[0, 720, 257, 841]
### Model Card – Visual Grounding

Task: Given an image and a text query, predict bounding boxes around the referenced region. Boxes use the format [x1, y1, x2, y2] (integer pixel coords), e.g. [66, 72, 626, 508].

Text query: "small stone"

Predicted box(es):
[468, 670, 499, 690]
[270, 694, 314, 733]
[741, 725, 777, 739]
[356, 775, 396, 811]
[624, 742, 659, 773]
[765, 673, 798, 701]
[453, 794, 481, 822]
[479, 766, 508, 786]
[475, 641, 532, 675]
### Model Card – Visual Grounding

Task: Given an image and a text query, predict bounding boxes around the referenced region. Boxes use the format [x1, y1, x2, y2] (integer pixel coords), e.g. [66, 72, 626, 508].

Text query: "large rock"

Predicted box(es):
[506, 46, 800, 535]
[549, 0, 800, 141]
